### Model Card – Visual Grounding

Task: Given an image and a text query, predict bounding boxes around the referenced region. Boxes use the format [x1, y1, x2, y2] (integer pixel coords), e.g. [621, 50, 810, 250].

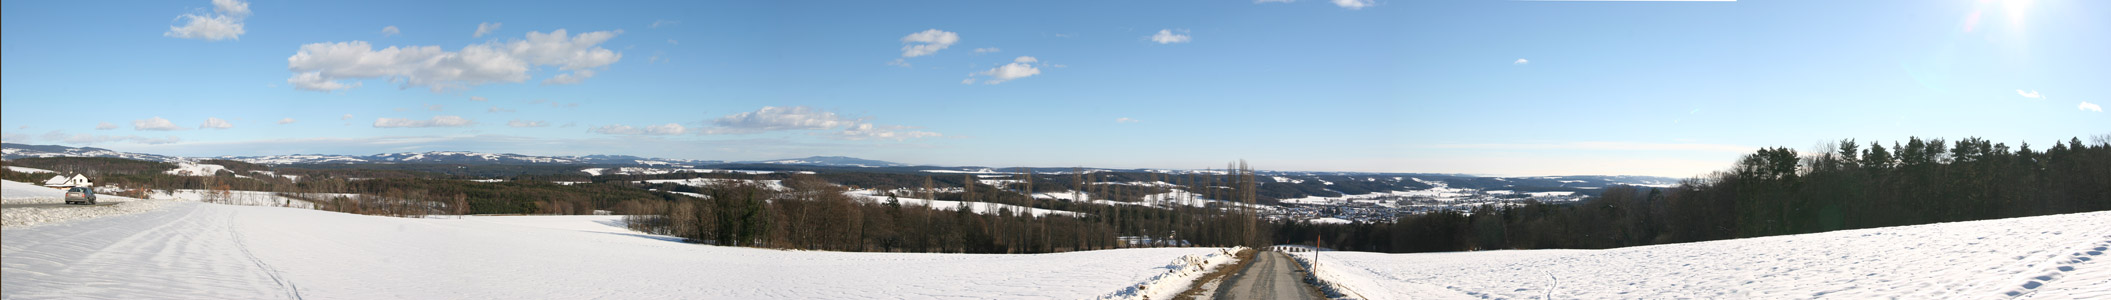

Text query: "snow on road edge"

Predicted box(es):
[1095, 246, 1248, 300]
[2, 200, 168, 229]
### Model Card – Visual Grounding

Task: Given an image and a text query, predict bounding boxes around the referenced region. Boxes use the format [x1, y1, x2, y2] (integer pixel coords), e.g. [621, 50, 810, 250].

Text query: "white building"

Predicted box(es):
[42, 174, 92, 187]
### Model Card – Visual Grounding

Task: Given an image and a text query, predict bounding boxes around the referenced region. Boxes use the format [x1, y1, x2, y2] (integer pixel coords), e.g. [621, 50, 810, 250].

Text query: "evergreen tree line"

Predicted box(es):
[623, 163, 1275, 253]
[1274, 136, 2111, 253]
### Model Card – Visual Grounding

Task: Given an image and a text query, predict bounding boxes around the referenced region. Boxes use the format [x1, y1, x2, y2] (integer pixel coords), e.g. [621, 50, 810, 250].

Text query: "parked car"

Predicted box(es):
[64, 187, 97, 205]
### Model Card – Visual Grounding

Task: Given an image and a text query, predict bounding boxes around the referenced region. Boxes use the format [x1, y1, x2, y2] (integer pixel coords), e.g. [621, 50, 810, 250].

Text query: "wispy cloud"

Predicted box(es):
[968, 56, 1044, 84]
[164, 0, 249, 41]
[95, 122, 119, 130]
[507, 120, 548, 128]
[2082, 102, 2103, 112]
[381, 25, 400, 37]
[374, 116, 474, 128]
[473, 22, 501, 38]
[1149, 29, 1191, 44]
[900, 29, 959, 58]
[1115, 117, 1140, 123]
[277, 118, 297, 125]
[133, 117, 185, 131]
[973, 47, 1001, 54]
[650, 20, 679, 29]
[591, 123, 687, 135]
[198, 117, 233, 129]
[40, 130, 182, 145]
[1514, 58, 1530, 65]
[1333, 0, 1374, 9]
[2016, 89, 2043, 99]
[688, 106, 940, 141]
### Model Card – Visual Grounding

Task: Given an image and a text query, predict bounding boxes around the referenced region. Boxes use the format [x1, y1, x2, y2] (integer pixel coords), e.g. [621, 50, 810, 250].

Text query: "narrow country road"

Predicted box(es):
[1215, 251, 1323, 300]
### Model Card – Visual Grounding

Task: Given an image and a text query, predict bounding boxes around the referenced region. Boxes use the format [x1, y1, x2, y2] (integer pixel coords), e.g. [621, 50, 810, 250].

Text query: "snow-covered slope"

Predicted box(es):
[1299, 211, 2111, 299]
[2, 200, 1230, 299]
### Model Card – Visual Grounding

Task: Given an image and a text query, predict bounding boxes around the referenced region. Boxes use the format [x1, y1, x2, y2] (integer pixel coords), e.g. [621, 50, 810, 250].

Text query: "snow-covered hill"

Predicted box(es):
[0, 143, 190, 162]
[744, 156, 908, 167]
[1295, 211, 2111, 299]
[2, 192, 1234, 299]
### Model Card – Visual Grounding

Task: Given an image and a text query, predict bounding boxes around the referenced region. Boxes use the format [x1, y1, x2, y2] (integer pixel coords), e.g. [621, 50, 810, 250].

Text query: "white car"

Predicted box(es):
[64, 187, 98, 205]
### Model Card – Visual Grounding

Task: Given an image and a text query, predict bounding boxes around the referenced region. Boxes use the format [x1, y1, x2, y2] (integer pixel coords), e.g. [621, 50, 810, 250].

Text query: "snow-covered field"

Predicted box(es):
[845, 190, 1082, 217]
[152, 189, 322, 209]
[4, 191, 1236, 299]
[1299, 211, 2111, 299]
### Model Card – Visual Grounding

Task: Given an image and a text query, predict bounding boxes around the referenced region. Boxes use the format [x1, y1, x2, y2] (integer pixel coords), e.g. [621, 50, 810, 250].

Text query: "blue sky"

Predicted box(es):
[2, 0, 2104, 177]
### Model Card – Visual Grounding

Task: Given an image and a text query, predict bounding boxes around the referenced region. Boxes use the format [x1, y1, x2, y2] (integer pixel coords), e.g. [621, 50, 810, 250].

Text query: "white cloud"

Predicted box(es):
[900, 29, 959, 58]
[1149, 29, 1191, 44]
[488, 107, 516, 113]
[470, 96, 488, 101]
[973, 47, 1001, 53]
[199, 117, 233, 129]
[424, 104, 445, 111]
[41, 131, 182, 145]
[212, 0, 249, 17]
[707, 106, 858, 133]
[650, 20, 679, 29]
[1515, 58, 1530, 65]
[507, 120, 548, 127]
[277, 118, 296, 125]
[474, 22, 502, 38]
[382, 26, 400, 37]
[164, 0, 249, 41]
[692, 106, 940, 141]
[133, 117, 185, 131]
[95, 122, 119, 130]
[961, 78, 977, 85]
[2017, 89, 2042, 99]
[667, 39, 679, 45]
[969, 57, 1043, 84]
[373, 116, 474, 128]
[285, 29, 623, 92]
[287, 71, 362, 92]
[591, 123, 688, 135]
[1333, 0, 1374, 9]
[2083, 102, 2104, 112]
[1116, 117, 1140, 123]
[340, 114, 354, 120]
[541, 69, 595, 85]
[834, 123, 940, 141]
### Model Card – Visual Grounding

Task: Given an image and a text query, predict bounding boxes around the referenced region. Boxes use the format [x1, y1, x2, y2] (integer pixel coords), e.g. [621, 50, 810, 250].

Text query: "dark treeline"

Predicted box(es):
[1277, 136, 2111, 253]
[624, 162, 1275, 253]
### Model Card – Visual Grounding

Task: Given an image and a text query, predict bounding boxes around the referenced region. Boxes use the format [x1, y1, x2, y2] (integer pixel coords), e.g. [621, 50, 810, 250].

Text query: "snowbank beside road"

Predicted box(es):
[1096, 246, 1248, 300]
[1307, 211, 2111, 299]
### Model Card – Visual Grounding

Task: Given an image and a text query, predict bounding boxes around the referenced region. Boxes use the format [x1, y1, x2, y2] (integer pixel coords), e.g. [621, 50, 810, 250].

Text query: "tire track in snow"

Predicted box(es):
[230, 209, 305, 299]
[2, 203, 292, 299]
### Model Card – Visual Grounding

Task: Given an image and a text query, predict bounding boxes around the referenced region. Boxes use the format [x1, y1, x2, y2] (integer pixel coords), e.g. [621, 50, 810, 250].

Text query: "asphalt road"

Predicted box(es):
[0, 201, 124, 209]
[1216, 251, 1324, 300]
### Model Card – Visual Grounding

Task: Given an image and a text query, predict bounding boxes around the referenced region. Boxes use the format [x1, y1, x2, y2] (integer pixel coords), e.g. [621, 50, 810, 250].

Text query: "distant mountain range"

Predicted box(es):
[0, 143, 902, 168]
[0, 143, 1684, 189]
